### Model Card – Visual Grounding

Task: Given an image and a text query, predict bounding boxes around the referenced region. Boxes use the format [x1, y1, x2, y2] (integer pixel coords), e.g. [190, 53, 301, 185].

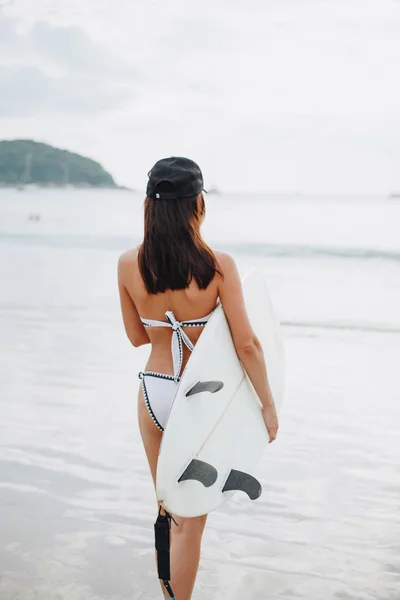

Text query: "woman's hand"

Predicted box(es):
[262, 403, 279, 443]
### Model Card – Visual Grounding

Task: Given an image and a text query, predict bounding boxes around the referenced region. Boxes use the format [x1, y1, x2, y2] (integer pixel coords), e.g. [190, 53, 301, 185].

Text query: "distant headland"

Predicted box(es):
[0, 139, 122, 189]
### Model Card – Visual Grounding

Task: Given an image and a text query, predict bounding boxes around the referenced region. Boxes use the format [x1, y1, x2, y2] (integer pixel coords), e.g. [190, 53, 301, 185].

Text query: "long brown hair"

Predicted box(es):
[138, 190, 220, 294]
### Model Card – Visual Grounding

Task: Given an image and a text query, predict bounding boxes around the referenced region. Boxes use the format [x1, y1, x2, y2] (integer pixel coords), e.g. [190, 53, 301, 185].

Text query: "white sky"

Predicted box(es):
[1, 0, 400, 193]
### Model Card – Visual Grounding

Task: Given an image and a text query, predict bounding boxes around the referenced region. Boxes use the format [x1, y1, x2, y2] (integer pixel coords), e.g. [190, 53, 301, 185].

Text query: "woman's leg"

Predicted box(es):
[138, 389, 206, 599]
[168, 513, 207, 600]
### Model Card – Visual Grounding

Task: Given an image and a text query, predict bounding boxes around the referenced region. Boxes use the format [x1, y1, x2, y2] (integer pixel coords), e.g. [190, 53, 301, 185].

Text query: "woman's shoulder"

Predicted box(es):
[118, 247, 139, 266]
[213, 250, 238, 275]
[118, 247, 140, 281]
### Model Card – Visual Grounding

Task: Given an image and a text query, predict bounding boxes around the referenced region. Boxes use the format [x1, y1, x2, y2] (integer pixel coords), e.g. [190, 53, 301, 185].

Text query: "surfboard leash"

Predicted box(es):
[154, 507, 178, 599]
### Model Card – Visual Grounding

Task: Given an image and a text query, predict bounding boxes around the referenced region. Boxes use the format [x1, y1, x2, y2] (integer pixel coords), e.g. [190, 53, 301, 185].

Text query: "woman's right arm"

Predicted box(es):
[216, 252, 279, 442]
[118, 252, 150, 348]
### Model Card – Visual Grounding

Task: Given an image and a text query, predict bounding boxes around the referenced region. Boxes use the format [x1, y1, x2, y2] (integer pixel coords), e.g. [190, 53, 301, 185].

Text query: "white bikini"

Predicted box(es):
[139, 309, 214, 431]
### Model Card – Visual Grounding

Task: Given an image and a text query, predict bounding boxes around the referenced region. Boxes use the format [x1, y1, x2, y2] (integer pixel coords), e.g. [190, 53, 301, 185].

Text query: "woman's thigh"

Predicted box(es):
[138, 387, 208, 537]
[138, 386, 163, 487]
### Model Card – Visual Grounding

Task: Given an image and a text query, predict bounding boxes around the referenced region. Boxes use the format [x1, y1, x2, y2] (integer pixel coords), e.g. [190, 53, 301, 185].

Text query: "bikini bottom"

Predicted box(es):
[139, 371, 180, 432]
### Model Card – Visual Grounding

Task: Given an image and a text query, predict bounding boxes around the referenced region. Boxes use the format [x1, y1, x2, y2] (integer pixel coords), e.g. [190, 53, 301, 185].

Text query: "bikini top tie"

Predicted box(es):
[140, 309, 214, 382]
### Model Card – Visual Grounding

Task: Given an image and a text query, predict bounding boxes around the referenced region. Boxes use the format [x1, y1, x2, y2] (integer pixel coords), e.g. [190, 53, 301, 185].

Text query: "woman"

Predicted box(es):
[118, 157, 279, 600]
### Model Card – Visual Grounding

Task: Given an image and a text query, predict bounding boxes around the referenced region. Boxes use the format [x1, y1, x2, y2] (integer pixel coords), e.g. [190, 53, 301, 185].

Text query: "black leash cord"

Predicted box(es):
[163, 580, 175, 598]
[154, 507, 177, 599]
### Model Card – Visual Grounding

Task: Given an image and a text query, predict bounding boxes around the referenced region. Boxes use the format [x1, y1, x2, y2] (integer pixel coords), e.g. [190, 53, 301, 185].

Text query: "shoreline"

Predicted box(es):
[0, 183, 133, 191]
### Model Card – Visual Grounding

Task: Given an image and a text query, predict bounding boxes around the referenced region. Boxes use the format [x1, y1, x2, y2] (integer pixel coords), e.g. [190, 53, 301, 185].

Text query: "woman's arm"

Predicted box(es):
[117, 252, 150, 348]
[216, 252, 279, 442]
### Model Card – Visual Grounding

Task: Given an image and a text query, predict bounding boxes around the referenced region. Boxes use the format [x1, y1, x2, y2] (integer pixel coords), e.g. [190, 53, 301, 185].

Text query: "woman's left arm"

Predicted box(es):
[118, 253, 150, 347]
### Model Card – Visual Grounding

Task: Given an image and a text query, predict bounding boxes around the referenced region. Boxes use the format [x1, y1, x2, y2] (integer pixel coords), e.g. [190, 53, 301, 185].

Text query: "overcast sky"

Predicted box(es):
[1, 0, 400, 193]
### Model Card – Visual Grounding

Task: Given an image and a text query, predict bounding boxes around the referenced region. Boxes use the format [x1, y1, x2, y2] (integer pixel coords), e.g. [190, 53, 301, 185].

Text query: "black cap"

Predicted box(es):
[146, 156, 204, 200]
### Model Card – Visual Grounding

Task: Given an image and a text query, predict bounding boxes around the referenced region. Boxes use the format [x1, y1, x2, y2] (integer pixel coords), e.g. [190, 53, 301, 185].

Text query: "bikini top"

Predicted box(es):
[140, 309, 214, 381]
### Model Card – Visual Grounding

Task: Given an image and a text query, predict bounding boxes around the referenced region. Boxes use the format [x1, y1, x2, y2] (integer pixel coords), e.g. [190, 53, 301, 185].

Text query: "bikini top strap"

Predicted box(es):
[140, 308, 214, 329]
[179, 311, 214, 327]
[140, 317, 171, 328]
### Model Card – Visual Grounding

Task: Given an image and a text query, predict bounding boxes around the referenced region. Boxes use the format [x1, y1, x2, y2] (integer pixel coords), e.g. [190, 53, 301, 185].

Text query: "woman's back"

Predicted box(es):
[119, 247, 220, 375]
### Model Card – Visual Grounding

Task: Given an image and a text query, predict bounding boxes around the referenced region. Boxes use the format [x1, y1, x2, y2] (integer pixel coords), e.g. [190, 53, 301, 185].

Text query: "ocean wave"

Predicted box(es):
[1, 305, 399, 335]
[283, 320, 400, 335]
[1, 232, 400, 262]
[220, 242, 400, 262]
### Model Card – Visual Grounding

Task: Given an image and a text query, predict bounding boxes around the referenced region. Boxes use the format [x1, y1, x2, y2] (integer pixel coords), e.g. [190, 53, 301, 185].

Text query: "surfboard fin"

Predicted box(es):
[185, 380, 224, 397]
[222, 469, 262, 500]
[178, 459, 218, 487]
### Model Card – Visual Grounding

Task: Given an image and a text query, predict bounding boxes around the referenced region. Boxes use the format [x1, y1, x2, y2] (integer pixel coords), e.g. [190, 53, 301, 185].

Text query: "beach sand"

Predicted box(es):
[1, 189, 399, 599]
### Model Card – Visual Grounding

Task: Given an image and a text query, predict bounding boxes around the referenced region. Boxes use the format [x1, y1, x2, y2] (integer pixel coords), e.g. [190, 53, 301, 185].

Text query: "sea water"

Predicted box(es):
[0, 189, 399, 600]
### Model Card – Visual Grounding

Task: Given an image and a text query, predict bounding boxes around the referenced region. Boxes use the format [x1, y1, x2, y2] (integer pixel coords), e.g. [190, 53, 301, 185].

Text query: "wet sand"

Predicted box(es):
[1, 190, 400, 599]
[1, 307, 399, 599]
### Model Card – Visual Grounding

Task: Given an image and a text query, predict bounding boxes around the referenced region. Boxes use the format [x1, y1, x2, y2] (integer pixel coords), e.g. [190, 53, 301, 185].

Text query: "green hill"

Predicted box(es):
[0, 139, 118, 188]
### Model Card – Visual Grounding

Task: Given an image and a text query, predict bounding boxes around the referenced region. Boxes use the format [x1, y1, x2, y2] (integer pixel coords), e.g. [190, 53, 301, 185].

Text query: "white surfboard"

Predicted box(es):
[156, 270, 285, 518]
